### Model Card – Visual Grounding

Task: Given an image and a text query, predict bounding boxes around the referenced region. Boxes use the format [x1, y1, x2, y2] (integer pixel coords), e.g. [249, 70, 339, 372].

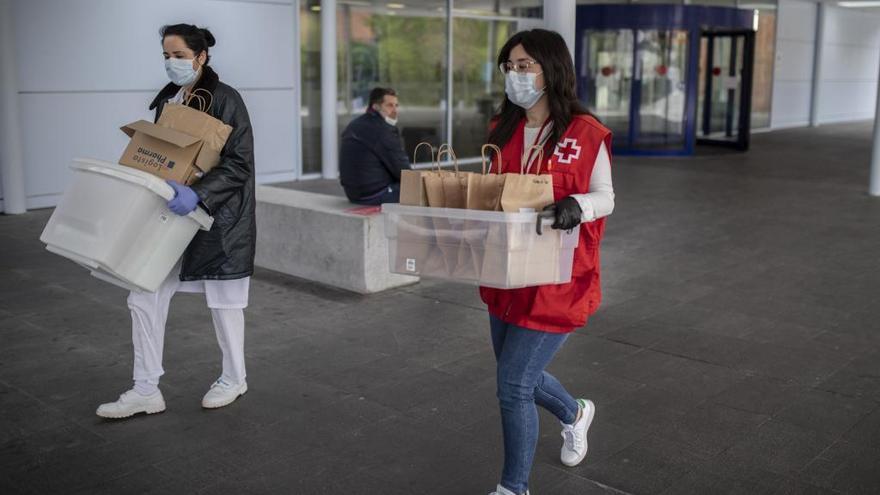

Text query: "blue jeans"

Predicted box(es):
[490, 315, 580, 495]
[351, 183, 400, 206]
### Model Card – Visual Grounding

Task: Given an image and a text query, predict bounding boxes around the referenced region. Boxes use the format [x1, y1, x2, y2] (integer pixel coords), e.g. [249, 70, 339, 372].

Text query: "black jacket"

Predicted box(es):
[339, 110, 411, 200]
[150, 66, 256, 281]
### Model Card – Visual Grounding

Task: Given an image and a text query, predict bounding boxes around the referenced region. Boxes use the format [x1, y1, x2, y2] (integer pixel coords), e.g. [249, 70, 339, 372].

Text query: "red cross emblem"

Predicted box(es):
[553, 138, 581, 165]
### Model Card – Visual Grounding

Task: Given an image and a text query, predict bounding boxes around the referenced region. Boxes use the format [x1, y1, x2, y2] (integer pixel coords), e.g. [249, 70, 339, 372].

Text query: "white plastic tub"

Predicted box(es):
[40, 158, 213, 292]
[382, 204, 578, 289]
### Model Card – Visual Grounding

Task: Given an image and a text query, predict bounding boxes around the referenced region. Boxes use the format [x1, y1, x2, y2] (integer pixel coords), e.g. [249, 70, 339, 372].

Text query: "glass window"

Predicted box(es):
[636, 29, 689, 149]
[451, 17, 517, 158]
[336, 2, 448, 165]
[583, 30, 634, 148]
[300, 1, 322, 175]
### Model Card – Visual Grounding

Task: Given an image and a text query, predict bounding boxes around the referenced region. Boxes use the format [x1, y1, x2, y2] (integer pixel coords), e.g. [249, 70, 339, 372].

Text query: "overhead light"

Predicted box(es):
[386, 3, 406, 8]
[310, 5, 321, 12]
[838, 0, 880, 6]
[753, 9, 759, 31]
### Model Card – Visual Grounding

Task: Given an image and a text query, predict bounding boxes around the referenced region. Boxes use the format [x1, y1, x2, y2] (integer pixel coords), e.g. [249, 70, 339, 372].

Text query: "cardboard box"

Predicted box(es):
[118, 120, 217, 185]
[156, 103, 232, 175]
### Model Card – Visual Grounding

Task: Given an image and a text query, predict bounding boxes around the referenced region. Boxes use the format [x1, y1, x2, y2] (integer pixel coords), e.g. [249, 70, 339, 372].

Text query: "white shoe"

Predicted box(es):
[560, 398, 595, 467]
[201, 378, 247, 409]
[489, 485, 529, 495]
[96, 389, 166, 419]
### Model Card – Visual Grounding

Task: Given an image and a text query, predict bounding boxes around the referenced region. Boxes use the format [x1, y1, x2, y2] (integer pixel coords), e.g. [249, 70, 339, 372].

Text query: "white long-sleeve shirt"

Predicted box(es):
[524, 125, 615, 222]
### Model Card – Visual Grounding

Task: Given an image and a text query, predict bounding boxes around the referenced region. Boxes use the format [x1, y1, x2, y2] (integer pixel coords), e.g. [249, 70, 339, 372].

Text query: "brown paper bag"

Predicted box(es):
[422, 145, 470, 276]
[500, 145, 554, 213]
[400, 142, 434, 206]
[454, 144, 507, 279]
[156, 89, 232, 178]
[424, 144, 469, 209]
[395, 142, 439, 274]
[482, 145, 556, 286]
[466, 144, 507, 211]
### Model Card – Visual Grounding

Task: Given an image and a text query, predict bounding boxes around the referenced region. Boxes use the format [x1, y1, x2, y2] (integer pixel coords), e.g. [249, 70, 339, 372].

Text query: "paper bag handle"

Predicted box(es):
[522, 145, 545, 175]
[185, 88, 214, 113]
[184, 92, 207, 112]
[481, 144, 502, 175]
[413, 142, 435, 167]
[437, 144, 460, 175]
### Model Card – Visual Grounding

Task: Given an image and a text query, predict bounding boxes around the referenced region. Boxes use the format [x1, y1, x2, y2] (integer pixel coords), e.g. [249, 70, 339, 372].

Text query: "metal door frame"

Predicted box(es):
[697, 29, 755, 151]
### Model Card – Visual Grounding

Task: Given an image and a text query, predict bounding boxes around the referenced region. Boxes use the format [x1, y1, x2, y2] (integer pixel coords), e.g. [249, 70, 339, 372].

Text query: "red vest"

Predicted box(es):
[479, 114, 612, 333]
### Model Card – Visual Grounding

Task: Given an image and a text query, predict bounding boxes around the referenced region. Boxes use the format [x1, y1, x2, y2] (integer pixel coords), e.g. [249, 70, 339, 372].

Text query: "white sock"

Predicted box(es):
[134, 379, 159, 396]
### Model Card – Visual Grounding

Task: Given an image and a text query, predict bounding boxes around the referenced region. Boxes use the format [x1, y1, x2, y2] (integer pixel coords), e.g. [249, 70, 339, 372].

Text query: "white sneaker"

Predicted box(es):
[560, 398, 595, 467]
[201, 378, 247, 409]
[489, 485, 529, 495]
[96, 389, 166, 419]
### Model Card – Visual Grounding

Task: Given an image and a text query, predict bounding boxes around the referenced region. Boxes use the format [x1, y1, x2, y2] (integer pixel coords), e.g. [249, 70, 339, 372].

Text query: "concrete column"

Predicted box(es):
[445, 0, 454, 145]
[0, 0, 27, 214]
[291, 0, 304, 179]
[809, 2, 825, 127]
[870, 51, 880, 197]
[543, 0, 576, 60]
[320, 0, 338, 179]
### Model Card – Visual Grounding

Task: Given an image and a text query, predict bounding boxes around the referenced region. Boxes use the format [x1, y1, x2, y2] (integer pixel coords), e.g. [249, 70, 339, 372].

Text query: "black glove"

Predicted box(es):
[537, 197, 582, 235]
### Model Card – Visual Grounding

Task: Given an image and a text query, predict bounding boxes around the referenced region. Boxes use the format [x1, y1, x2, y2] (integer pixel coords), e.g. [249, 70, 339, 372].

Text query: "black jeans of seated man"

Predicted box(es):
[350, 183, 401, 206]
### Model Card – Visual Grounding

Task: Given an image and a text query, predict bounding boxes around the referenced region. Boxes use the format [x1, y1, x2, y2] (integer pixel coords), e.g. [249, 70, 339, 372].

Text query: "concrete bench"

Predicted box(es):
[255, 185, 418, 294]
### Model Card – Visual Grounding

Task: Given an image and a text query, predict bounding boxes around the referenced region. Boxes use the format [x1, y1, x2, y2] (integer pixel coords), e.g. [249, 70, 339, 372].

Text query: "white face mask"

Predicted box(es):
[505, 71, 544, 110]
[164, 58, 200, 87]
[374, 105, 398, 126]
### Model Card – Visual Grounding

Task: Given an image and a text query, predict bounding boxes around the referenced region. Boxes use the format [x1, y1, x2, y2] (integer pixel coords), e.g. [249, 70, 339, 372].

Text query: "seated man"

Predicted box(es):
[339, 87, 411, 205]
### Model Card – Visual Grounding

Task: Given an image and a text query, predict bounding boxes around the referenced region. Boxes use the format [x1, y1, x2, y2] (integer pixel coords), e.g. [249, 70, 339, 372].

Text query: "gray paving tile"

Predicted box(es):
[773, 389, 877, 438]
[800, 440, 880, 495]
[599, 348, 744, 400]
[578, 434, 705, 494]
[716, 419, 837, 477]
[656, 403, 769, 458]
[660, 469, 784, 495]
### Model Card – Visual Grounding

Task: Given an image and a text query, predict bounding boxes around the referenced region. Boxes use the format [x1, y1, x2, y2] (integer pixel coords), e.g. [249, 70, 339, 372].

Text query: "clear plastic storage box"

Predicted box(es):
[40, 159, 213, 292]
[382, 204, 579, 289]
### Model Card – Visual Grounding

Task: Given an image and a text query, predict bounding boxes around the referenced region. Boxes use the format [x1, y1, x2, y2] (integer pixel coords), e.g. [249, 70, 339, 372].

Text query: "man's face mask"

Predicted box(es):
[374, 105, 398, 126]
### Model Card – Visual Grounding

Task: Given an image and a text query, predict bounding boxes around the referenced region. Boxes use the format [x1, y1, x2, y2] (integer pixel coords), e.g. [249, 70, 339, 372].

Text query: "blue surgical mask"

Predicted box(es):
[505, 71, 544, 110]
[164, 58, 200, 87]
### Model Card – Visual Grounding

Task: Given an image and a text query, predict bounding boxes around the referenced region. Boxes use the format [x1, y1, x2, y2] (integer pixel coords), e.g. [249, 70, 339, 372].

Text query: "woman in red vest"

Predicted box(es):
[482, 29, 615, 495]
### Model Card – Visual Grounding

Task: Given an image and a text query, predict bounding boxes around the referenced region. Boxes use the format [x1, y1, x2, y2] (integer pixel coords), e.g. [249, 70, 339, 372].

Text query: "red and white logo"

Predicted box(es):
[553, 138, 581, 165]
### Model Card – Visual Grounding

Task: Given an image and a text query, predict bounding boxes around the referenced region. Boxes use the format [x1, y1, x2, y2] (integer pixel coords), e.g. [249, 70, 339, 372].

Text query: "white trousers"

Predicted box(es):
[128, 263, 250, 386]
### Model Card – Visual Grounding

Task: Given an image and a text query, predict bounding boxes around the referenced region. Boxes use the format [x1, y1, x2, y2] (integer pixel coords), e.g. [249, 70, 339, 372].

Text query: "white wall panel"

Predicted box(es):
[771, 81, 813, 128]
[815, 4, 880, 124]
[771, 0, 880, 129]
[771, 0, 818, 129]
[773, 39, 817, 82]
[14, 0, 294, 92]
[775, 0, 817, 42]
[238, 88, 296, 180]
[817, 81, 879, 122]
[12, 0, 297, 208]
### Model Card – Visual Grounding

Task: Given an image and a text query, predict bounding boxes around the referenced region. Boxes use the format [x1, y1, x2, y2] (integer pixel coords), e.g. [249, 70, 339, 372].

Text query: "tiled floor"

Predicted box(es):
[1, 122, 879, 494]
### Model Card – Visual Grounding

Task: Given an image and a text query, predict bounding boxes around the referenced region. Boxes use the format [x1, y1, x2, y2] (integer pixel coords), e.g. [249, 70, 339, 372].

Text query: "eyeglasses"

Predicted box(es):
[499, 59, 540, 74]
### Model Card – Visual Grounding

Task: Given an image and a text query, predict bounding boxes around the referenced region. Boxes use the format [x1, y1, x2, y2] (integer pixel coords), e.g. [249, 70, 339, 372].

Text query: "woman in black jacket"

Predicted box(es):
[97, 24, 256, 419]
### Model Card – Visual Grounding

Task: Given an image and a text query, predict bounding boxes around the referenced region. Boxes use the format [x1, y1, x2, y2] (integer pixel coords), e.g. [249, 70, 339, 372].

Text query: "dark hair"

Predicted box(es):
[160, 24, 216, 65]
[488, 29, 591, 155]
[369, 87, 397, 107]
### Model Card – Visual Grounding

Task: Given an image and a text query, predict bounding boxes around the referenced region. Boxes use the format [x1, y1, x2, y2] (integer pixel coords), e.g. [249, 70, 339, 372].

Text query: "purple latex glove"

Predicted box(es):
[166, 180, 200, 216]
